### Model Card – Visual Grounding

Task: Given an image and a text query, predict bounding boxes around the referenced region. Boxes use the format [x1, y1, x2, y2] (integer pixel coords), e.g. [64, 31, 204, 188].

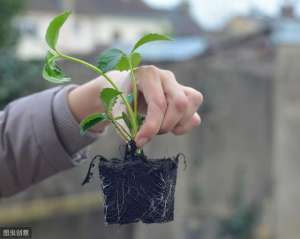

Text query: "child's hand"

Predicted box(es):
[68, 66, 203, 148]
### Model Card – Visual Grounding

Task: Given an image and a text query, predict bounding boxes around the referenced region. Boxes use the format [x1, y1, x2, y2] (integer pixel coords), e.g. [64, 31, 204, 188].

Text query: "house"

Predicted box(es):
[271, 2, 300, 45]
[16, 0, 202, 60]
[223, 8, 272, 37]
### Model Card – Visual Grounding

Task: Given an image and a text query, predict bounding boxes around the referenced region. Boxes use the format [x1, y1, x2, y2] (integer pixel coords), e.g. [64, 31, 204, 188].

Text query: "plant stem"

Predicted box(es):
[114, 115, 134, 136]
[111, 121, 130, 142]
[57, 51, 138, 138]
[58, 52, 117, 88]
[114, 116, 123, 120]
[115, 121, 132, 139]
[128, 56, 138, 119]
[108, 113, 132, 140]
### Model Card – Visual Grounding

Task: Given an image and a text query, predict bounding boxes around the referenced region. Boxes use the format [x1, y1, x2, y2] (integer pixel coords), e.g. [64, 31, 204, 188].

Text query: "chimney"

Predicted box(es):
[61, 0, 75, 11]
[178, 0, 190, 16]
[281, 1, 295, 19]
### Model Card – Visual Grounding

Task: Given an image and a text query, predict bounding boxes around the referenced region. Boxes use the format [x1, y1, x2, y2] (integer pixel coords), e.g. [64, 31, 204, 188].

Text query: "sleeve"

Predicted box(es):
[0, 86, 98, 198]
[52, 84, 101, 164]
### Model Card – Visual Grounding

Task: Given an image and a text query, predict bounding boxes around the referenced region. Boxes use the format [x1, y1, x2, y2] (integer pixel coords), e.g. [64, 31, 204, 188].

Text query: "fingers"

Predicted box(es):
[174, 86, 203, 129]
[157, 72, 203, 137]
[135, 66, 167, 147]
[134, 65, 204, 148]
[159, 71, 188, 134]
[172, 113, 202, 135]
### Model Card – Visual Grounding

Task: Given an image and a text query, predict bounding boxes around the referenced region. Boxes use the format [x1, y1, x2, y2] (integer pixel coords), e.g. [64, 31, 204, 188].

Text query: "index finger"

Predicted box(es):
[135, 67, 167, 148]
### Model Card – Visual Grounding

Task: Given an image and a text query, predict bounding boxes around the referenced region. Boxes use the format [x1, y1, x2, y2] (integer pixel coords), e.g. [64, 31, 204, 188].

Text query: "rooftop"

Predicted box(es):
[25, 0, 168, 17]
[24, 0, 202, 37]
[115, 36, 208, 62]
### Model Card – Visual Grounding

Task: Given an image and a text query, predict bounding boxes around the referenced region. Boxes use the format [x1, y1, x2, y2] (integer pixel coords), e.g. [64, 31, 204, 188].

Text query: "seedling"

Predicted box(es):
[43, 12, 182, 225]
[43, 11, 171, 143]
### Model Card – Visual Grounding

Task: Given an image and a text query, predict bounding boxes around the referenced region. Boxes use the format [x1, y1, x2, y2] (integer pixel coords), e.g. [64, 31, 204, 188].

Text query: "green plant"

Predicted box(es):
[0, 0, 24, 50]
[43, 11, 171, 144]
[0, 0, 47, 108]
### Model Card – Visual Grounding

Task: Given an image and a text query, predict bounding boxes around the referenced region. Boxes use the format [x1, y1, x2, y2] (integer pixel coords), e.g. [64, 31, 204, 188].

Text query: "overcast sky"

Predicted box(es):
[144, 0, 300, 29]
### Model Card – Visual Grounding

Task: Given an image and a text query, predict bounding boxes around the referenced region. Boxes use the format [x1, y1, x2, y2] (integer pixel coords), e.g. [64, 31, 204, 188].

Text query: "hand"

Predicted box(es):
[68, 66, 203, 148]
[133, 66, 203, 147]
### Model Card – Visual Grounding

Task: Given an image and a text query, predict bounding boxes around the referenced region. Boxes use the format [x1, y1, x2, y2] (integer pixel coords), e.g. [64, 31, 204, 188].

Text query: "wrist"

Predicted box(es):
[67, 71, 131, 133]
[52, 85, 99, 156]
[67, 78, 108, 132]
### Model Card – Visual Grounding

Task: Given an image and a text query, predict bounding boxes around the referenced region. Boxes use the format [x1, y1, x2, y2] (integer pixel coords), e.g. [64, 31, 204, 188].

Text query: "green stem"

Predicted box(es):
[115, 121, 132, 139]
[128, 56, 139, 136]
[111, 121, 130, 142]
[109, 114, 132, 139]
[57, 51, 138, 138]
[58, 52, 117, 88]
[114, 116, 123, 120]
[128, 57, 138, 118]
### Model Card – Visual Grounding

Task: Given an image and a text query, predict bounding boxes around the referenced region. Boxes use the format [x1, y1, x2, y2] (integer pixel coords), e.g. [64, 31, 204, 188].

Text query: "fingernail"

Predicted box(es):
[137, 137, 149, 147]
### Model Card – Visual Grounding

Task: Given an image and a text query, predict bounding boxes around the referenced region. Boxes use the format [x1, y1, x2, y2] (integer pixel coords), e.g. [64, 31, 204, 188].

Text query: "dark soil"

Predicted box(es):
[82, 141, 181, 225]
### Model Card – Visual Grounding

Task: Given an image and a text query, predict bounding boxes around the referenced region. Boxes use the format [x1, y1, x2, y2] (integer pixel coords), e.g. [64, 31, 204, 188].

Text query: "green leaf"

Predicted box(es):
[115, 56, 128, 71]
[122, 112, 132, 132]
[98, 48, 125, 73]
[116, 52, 142, 71]
[80, 113, 107, 135]
[42, 51, 71, 83]
[100, 88, 122, 111]
[130, 52, 142, 68]
[46, 11, 71, 50]
[131, 33, 172, 52]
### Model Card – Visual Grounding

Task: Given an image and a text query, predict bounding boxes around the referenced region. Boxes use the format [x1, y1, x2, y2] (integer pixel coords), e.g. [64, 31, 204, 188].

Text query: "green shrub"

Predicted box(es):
[0, 0, 46, 108]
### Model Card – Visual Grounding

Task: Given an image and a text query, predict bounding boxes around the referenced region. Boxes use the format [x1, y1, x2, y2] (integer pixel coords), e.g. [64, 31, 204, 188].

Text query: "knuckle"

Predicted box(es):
[145, 65, 158, 75]
[174, 96, 188, 113]
[138, 65, 158, 77]
[164, 70, 176, 80]
[147, 64, 157, 70]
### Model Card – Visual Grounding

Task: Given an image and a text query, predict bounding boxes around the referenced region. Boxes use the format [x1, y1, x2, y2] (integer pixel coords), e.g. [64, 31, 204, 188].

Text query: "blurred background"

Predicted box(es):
[1, 0, 300, 238]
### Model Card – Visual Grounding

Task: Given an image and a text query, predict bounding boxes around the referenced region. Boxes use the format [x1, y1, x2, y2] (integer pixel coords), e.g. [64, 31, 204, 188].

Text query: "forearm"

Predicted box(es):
[0, 86, 98, 197]
[53, 84, 100, 156]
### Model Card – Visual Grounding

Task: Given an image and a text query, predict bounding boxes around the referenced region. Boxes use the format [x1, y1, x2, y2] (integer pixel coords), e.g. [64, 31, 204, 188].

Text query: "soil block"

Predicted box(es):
[82, 141, 181, 225]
